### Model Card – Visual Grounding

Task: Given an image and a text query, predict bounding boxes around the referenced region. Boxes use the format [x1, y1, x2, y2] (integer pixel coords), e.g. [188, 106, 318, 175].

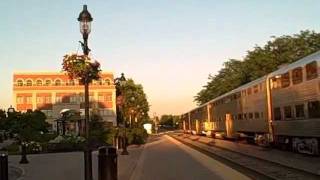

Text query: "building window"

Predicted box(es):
[284, 106, 292, 119]
[26, 97, 32, 104]
[89, 95, 95, 102]
[45, 80, 51, 86]
[16, 97, 23, 104]
[308, 101, 320, 118]
[238, 114, 243, 120]
[254, 112, 260, 119]
[70, 96, 77, 103]
[68, 80, 75, 86]
[36, 80, 43, 86]
[26, 80, 33, 86]
[274, 107, 281, 121]
[306, 61, 318, 80]
[295, 104, 305, 118]
[105, 79, 111, 85]
[45, 97, 51, 104]
[62, 96, 70, 103]
[55, 96, 62, 103]
[79, 95, 84, 103]
[292, 67, 303, 85]
[17, 80, 23, 86]
[55, 79, 62, 86]
[281, 72, 290, 88]
[98, 95, 104, 102]
[36, 97, 44, 104]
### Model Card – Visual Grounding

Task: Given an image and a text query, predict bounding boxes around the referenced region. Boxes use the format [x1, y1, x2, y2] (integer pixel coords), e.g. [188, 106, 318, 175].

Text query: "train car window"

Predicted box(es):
[259, 83, 263, 91]
[271, 77, 281, 89]
[292, 67, 303, 84]
[284, 106, 292, 119]
[243, 113, 247, 119]
[242, 90, 246, 96]
[274, 107, 282, 121]
[247, 88, 252, 95]
[255, 112, 260, 119]
[295, 104, 305, 118]
[249, 113, 253, 119]
[261, 112, 264, 118]
[281, 72, 290, 88]
[253, 85, 259, 93]
[306, 61, 318, 80]
[236, 92, 241, 99]
[238, 114, 243, 120]
[308, 101, 320, 118]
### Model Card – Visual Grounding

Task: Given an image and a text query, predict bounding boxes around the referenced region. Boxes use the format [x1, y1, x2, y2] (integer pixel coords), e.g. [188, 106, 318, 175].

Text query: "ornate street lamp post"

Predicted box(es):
[7, 106, 29, 164]
[77, 5, 93, 180]
[114, 73, 129, 155]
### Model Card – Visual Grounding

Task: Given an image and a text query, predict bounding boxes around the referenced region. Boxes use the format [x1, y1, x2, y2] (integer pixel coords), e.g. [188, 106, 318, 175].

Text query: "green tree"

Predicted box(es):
[121, 79, 150, 127]
[195, 30, 320, 105]
[160, 115, 180, 128]
[0, 110, 7, 130]
[89, 113, 108, 145]
[4, 110, 49, 142]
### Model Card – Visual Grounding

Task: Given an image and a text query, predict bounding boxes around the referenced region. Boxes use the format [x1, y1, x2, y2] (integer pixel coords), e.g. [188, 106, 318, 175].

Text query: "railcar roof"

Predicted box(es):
[186, 76, 267, 114]
[268, 50, 320, 77]
[183, 50, 320, 115]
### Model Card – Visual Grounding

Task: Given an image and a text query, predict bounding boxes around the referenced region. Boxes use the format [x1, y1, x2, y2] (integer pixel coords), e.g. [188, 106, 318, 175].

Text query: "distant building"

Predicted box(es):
[13, 72, 116, 130]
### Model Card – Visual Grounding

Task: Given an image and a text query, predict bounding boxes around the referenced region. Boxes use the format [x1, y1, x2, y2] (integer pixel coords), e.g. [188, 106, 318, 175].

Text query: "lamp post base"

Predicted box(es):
[84, 149, 92, 180]
[19, 144, 29, 164]
[121, 137, 129, 155]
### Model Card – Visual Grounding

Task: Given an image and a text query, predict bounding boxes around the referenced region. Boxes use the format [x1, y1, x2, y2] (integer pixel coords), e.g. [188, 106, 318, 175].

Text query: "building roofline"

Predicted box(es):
[13, 71, 114, 75]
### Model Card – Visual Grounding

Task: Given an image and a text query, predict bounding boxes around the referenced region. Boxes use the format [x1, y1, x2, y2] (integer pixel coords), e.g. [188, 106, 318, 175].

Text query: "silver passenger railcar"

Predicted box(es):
[182, 50, 320, 155]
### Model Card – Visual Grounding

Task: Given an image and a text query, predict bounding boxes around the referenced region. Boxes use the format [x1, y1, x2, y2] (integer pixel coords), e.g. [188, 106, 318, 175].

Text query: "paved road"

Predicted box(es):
[130, 135, 250, 180]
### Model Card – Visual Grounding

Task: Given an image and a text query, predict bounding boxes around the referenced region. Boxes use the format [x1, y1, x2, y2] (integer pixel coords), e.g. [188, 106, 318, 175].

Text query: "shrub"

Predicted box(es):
[47, 135, 86, 152]
[127, 127, 148, 145]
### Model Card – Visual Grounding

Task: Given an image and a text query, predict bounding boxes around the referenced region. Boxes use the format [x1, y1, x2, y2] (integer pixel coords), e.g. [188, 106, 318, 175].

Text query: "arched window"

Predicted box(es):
[45, 79, 51, 86]
[26, 80, 33, 86]
[69, 80, 75, 86]
[55, 79, 61, 86]
[105, 79, 111, 85]
[36, 79, 43, 86]
[17, 80, 23, 86]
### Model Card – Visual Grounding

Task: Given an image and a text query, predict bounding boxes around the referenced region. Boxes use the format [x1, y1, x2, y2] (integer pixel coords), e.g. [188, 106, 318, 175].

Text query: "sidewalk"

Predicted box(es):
[0, 139, 14, 149]
[173, 133, 320, 176]
[8, 145, 145, 180]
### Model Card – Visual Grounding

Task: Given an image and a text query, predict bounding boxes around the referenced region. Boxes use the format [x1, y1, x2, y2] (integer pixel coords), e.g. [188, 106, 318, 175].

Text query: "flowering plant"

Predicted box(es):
[62, 54, 101, 84]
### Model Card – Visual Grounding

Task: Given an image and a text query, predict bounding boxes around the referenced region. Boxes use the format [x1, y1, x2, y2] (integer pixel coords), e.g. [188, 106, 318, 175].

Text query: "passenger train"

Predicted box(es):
[181, 51, 320, 155]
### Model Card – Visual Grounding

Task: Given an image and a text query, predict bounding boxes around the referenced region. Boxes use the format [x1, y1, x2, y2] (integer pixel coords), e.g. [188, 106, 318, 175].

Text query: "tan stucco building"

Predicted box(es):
[13, 72, 116, 130]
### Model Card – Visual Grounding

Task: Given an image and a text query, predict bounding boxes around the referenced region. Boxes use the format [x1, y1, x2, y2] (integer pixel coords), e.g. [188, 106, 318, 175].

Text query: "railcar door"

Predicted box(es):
[195, 120, 200, 134]
[225, 113, 234, 138]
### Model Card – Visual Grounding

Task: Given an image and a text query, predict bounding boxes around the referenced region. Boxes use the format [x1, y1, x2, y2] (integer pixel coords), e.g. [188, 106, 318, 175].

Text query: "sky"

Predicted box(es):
[0, 0, 320, 116]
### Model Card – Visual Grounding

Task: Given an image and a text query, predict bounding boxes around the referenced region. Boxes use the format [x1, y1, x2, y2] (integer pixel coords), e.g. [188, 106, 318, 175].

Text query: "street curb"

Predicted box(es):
[129, 137, 152, 180]
[9, 164, 25, 180]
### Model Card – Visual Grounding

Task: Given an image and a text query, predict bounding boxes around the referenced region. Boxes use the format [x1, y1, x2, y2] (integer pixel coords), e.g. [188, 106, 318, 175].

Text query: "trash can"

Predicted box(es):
[98, 146, 118, 180]
[0, 151, 8, 180]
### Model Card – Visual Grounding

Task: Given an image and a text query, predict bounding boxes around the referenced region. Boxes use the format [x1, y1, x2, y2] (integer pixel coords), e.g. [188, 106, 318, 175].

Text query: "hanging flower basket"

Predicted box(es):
[62, 54, 101, 84]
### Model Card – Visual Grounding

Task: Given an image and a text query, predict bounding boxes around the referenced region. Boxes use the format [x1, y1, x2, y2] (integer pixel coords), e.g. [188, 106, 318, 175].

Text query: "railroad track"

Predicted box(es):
[169, 134, 320, 180]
